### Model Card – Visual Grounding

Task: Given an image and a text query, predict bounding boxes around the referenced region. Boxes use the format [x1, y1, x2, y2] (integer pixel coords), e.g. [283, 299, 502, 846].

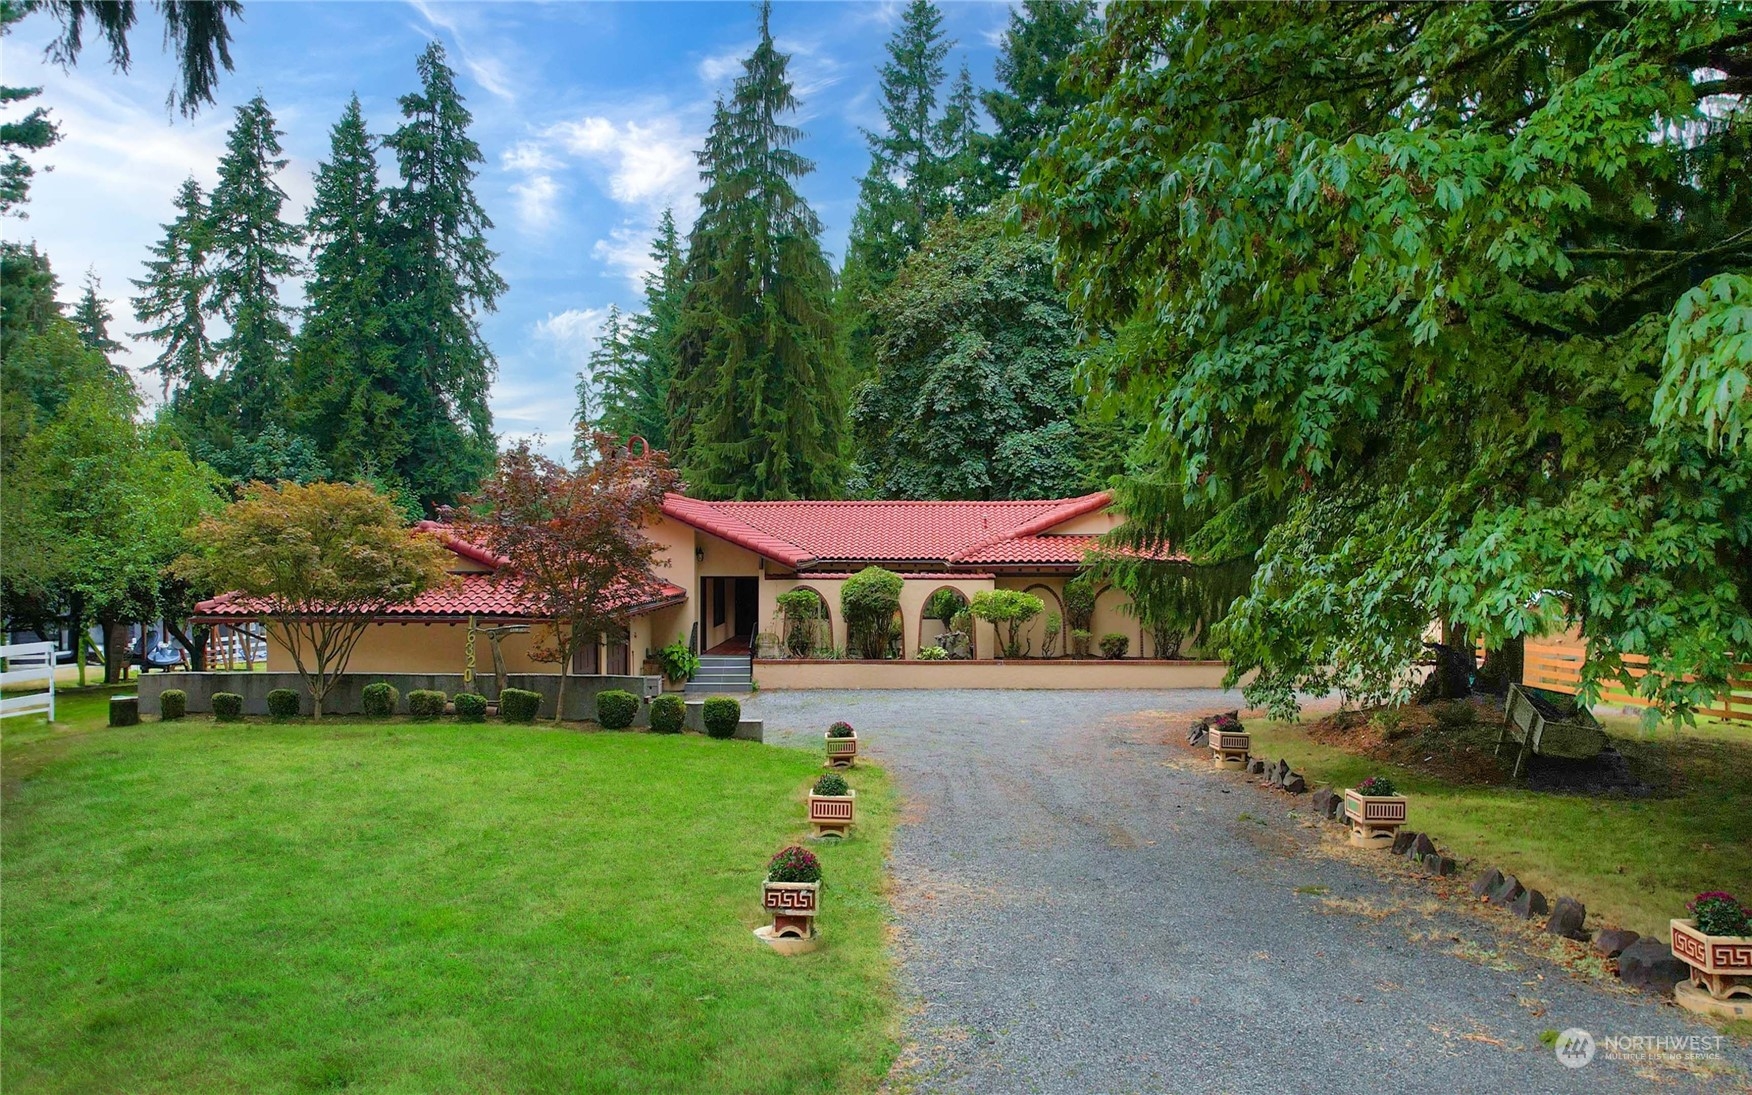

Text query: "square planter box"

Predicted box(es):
[1343, 790, 1408, 849]
[761, 879, 819, 941]
[808, 790, 855, 838]
[825, 732, 858, 768]
[1671, 918, 1752, 1001]
[1209, 729, 1250, 770]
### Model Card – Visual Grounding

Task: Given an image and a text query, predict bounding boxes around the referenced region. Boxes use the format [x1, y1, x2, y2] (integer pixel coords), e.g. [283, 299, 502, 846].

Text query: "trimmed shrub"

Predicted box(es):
[649, 693, 685, 734]
[703, 695, 740, 739]
[454, 692, 488, 723]
[1070, 628, 1093, 657]
[1098, 632, 1130, 659]
[159, 689, 187, 721]
[362, 682, 399, 718]
[595, 689, 639, 729]
[266, 688, 300, 719]
[407, 689, 447, 720]
[841, 566, 904, 658]
[827, 720, 855, 738]
[499, 688, 542, 724]
[917, 645, 949, 660]
[212, 692, 244, 722]
[766, 844, 821, 884]
[813, 772, 849, 797]
[971, 588, 1045, 658]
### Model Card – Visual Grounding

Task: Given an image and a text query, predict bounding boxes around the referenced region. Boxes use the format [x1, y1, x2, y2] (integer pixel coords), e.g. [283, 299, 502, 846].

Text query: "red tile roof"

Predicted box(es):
[659, 491, 1114, 568]
[954, 534, 1106, 565]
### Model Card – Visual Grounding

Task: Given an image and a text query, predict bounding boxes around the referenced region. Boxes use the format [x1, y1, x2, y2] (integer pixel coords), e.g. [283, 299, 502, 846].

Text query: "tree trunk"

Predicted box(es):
[102, 620, 128, 685]
[1475, 636, 1526, 695]
[164, 619, 208, 672]
[555, 652, 570, 724]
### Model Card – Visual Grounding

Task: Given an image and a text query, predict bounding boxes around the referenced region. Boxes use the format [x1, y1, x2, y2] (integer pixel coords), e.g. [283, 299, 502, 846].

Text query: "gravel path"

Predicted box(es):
[743, 689, 1751, 1094]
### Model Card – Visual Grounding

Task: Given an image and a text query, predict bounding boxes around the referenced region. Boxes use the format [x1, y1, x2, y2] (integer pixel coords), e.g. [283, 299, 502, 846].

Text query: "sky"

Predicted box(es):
[1, 0, 1013, 453]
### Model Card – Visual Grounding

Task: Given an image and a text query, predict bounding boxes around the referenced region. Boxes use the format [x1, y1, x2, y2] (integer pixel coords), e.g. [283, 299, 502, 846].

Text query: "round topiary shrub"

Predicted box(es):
[159, 689, 187, 721]
[499, 687, 542, 724]
[766, 844, 822, 884]
[407, 689, 447, 720]
[703, 695, 740, 739]
[266, 688, 300, 719]
[827, 720, 855, 738]
[453, 692, 488, 723]
[595, 688, 639, 730]
[1098, 632, 1130, 659]
[212, 692, 244, 722]
[362, 682, 399, 718]
[649, 693, 685, 734]
[813, 772, 849, 797]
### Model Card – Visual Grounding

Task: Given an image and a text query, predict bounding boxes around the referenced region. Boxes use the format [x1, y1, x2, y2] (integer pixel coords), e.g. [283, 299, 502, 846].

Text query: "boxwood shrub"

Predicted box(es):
[649, 693, 684, 734]
[813, 772, 849, 797]
[212, 692, 244, 722]
[407, 689, 447, 720]
[499, 687, 542, 724]
[159, 689, 187, 720]
[703, 695, 740, 739]
[453, 692, 488, 723]
[595, 689, 638, 729]
[266, 688, 300, 719]
[362, 682, 399, 718]
[1098, 632, 1130, 659]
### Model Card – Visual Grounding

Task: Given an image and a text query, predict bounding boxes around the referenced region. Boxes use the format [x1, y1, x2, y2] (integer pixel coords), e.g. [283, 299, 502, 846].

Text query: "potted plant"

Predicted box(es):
[808, 772, 855, 838]
[825, 720, 858, 768]
[656, 639, 699, 688]
[1207, 713, 1251, 770]
[1343, 776, 1408, 849]
[755, 845, 821, 954]
[1671, 891, 1752, 1006]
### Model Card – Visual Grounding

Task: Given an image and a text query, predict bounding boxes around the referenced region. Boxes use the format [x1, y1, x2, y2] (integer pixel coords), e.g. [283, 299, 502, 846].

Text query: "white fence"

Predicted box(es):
[0, 641, 56, 721]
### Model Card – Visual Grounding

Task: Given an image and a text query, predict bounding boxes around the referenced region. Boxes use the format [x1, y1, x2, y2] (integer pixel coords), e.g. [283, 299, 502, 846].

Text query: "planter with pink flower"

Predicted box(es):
[1207, 713, 1251, 770]
[1343, 776, 1408, 849]
[755, 845, 822, 955]
[1670, 891, 1752, 1014]
[807, 771, 855, 839]
[825, 720, 858, 768]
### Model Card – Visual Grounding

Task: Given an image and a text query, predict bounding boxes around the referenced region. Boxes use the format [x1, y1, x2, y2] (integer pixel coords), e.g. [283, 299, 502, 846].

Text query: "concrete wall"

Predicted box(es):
[753, 658, 1240, 690]
[137, 671, 662, 722]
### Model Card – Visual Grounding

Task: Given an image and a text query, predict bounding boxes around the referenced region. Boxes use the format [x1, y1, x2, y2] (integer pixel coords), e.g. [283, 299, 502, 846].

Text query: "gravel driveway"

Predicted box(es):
[743, 689, 1751, 1094]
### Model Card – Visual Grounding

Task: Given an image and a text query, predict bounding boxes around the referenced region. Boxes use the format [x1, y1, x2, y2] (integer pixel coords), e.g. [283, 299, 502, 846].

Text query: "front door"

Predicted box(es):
[733, 578, 759, 642]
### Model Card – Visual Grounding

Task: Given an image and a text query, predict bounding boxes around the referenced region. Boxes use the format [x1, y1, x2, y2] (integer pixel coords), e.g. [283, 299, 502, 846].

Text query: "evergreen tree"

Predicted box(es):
[71, 268, 122, 355]
[575, 304, 624, 429]
[293, 95, 405, 488]
[131, 177, 213, 399]
[598, 210, 685, 449]
[206, 94, 302, 443]
[1, 241, 60, 351]
[671, 2, 844, 499]
[1, 3, 61, 216]
[382, 42, 507, 511]
[972, 0, 1097, 200]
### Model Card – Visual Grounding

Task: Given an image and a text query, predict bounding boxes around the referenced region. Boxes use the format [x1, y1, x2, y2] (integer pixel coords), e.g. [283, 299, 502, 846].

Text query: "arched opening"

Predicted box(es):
[1091, 585, 1141, 659]
[1021, 583, 1064, 658]
[775, 586, 832, 658]
[918, 586, 973, 659]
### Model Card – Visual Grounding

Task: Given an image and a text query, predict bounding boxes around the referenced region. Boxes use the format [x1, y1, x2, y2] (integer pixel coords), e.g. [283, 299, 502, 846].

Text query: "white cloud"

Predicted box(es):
[591, 224, 661, 290]
[545, 115, 697, 212]
[697, 48, 744, 85]
[405, 0, 519, 102]
[533, 306, 609, 368]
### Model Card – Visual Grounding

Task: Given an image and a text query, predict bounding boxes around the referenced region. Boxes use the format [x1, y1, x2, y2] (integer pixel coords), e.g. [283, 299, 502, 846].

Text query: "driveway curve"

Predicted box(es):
[743, 689, 1751, 1094]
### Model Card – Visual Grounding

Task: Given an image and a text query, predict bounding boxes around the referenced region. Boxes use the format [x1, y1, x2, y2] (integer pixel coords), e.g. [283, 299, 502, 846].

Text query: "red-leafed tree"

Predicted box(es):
[451, 430, 680, 721]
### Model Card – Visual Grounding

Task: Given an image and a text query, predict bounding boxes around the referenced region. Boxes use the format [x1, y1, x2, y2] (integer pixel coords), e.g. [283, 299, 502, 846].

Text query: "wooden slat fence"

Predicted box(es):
[1523, 634, 1752, 723]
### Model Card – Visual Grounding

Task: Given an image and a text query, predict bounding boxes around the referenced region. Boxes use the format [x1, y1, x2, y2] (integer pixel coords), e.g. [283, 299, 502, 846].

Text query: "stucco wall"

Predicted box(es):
[754, 658, 1238, 690]
[763, 574, 998, 659]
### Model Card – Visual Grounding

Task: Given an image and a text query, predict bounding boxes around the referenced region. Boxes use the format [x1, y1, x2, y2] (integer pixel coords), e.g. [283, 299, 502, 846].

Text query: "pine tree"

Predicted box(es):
[130, 177, 213, 399]
[71, 269, 123, 355]
[1, 4, 62, 215]
[972, 0, 1097, 199]
[671, 2, 844, 499]
[293, 95, 406, 488]
[576, 304, 625, 429]
[599, 209, 685, 449]
[382, 42, 507, 511]
[206, 94, 302, 442]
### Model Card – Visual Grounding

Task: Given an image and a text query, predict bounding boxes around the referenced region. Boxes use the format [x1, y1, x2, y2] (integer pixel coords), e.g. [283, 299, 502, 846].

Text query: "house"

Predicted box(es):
[197, 491, 1233, 690]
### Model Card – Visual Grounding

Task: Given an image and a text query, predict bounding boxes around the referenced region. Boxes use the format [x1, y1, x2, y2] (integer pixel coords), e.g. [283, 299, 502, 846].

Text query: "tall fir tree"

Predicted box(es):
[205, 93, 303, 444]
[70, 269, 123, 355]
[130, 177, 213, 400]
[972, 0, 1097, 201]
[598, 209, 685, 450]
[382, 42, 507, 511]
[293, 95, 406, 489]
[576, 304, 626, 429]
[671, 1, 844, 499]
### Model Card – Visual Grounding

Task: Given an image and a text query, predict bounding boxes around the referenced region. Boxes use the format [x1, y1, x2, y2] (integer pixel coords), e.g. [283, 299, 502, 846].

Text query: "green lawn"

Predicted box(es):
[1246, 711, 1752, 938]
[2, 688, 897, 1094]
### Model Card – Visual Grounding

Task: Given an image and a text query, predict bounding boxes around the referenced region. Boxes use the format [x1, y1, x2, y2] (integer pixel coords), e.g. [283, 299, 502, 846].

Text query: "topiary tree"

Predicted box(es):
[841, 566, 904, 659]
[970, 589, 1045, 658]
[776, 587, 826, 658]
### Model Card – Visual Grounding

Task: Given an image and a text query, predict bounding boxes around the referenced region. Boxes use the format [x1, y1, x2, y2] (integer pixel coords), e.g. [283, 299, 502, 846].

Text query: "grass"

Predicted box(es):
[1246, 707, 1752, 938]
[2, 686, 897, 1094]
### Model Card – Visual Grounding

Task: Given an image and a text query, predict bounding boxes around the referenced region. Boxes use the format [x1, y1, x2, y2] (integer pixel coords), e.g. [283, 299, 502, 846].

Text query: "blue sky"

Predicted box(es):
[2, 1, 1012, 452]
